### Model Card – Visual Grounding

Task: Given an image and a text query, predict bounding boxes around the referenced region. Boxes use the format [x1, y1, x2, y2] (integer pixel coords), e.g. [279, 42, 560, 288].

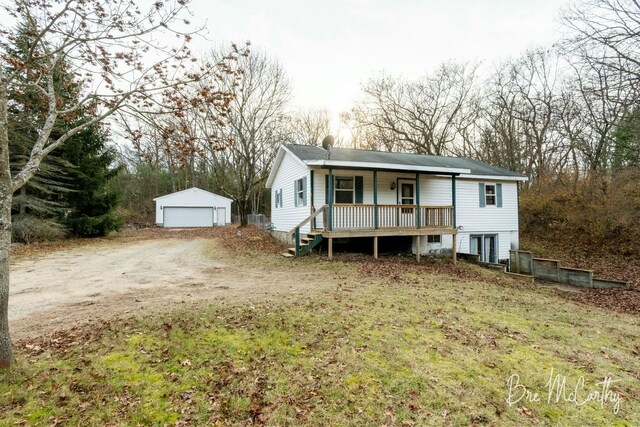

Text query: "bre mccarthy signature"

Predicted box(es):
[506, 367, 622, 414]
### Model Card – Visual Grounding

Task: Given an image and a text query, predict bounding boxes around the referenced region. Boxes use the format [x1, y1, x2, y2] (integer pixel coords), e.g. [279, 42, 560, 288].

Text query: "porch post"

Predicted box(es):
[373, 236, 378, 259]
[328, 168, 333, 231]
[373, 170, 378, 229]
[451, 175, 457, 228]
[416, 235, 421, 262]
[452, 231, 457, 264]
[310, 170, 315, 229]
[415, 172, 421, 229]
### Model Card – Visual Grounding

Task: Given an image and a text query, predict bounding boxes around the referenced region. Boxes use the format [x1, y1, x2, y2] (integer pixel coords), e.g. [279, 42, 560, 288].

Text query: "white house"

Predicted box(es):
[265, 144, 528, 262]
[153, 187, 232, 227]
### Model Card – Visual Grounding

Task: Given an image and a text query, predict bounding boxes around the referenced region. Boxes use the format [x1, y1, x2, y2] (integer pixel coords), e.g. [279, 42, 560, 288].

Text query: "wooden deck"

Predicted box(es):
[315, 227, 457, 263]
[288, 204, 457, 262]
[316, 226, 456, 238]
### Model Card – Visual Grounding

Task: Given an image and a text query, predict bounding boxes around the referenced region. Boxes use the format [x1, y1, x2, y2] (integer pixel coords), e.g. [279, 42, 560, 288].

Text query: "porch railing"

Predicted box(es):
[329, 204, 454, 230]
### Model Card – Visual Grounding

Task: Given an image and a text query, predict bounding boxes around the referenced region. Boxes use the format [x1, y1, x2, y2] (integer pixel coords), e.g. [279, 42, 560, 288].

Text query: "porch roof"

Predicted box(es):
[284, 144, 527, 179]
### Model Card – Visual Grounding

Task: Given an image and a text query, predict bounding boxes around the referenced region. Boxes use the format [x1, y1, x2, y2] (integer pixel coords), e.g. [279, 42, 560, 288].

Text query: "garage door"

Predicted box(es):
[163, 207, 213, 227]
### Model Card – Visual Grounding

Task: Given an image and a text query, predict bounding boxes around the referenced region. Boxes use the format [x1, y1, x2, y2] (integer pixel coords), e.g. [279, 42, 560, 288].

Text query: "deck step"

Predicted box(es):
[281, 252, 295, 257]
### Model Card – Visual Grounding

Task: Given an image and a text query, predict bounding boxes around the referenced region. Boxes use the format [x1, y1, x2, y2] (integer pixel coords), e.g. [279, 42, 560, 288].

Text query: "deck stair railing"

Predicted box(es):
[284, 204, 454, 257]
[286, 205, 327, 256]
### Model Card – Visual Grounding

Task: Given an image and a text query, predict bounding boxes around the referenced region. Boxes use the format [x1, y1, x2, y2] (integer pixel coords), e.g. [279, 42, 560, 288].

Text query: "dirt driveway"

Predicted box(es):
[9, 235, 332, 339]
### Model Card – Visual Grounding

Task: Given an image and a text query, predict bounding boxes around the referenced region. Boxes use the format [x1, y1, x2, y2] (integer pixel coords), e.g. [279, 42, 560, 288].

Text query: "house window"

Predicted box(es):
[293, 177, 307, 206]
[427, 235, 441, 244]
[334, 177, 354, 204]
[274, 189, 283, 208]
[485, 184, 496, 206]
[296, 178, 304, 206]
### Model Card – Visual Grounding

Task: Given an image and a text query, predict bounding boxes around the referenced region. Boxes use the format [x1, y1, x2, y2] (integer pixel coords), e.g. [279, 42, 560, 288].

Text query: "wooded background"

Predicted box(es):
[5, 0, 640, 255]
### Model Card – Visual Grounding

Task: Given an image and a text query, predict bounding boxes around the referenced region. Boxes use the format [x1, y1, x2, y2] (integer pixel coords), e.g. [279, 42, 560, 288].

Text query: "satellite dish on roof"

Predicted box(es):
[321, 135, 335, 151]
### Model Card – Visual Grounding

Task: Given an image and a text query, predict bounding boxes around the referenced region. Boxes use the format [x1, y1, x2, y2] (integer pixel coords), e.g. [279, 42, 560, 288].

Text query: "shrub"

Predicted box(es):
[520, 169, 640, 255]
[12, 214, 67, 244]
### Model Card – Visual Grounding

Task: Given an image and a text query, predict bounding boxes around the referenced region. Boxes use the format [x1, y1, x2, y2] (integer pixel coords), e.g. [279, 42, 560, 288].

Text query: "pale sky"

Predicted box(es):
[190, 0, 573, 114]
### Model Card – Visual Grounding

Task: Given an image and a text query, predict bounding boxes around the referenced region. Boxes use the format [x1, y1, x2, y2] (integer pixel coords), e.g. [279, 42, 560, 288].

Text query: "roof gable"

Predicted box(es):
[265, 145, 308, 188]
[153, 187, 232, 202]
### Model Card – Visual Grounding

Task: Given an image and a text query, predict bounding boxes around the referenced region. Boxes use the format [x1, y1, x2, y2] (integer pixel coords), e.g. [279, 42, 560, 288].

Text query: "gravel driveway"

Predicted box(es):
[9, 237, 330, 339]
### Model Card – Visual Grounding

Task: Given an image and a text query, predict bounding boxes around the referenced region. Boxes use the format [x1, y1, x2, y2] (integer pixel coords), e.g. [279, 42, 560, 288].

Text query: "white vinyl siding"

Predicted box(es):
[454, 179, 519, 260]
[154, 187, 232, 226]
[270, 154, 520, 259]
[270, 151, 310, 233]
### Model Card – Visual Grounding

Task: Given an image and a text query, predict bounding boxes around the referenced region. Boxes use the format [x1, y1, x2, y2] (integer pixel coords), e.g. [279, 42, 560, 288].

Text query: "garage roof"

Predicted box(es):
[153, 187, 233, 202]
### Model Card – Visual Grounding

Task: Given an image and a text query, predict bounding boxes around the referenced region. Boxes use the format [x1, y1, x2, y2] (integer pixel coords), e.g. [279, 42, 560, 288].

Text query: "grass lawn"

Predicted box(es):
[2, 234, 639, 426]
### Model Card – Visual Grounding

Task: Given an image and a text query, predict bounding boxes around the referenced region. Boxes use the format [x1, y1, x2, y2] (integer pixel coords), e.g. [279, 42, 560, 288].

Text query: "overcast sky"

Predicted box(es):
[189, 0, 573, 114]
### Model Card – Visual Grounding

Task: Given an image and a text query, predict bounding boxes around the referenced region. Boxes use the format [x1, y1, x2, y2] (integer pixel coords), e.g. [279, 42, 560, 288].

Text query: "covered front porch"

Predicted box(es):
[290, 167, 460, 262]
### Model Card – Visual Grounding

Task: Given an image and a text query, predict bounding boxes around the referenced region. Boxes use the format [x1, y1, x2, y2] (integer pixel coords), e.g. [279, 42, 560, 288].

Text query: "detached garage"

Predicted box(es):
[153, 187, 232, 227]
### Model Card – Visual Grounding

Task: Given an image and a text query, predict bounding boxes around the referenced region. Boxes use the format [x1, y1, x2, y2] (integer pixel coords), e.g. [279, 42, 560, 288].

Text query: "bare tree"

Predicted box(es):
[563, 55, 639, 173]
[203, 50, 291, 225]
[348, 62, 479, 155]
[476, 50, 576, 182]
[563, 0, 640, 88]
[0, 0, 244, 368]
[284, 108, 332, 145]
[561, 0, 640, 173]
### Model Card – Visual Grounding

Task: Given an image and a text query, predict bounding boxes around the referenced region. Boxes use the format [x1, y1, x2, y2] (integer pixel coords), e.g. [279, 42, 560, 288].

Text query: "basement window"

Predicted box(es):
[427, 235, 441, 244]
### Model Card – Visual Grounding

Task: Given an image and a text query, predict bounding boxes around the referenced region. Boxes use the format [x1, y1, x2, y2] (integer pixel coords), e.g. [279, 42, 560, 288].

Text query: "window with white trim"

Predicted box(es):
[296, 178, 305, 206]
[334, 176, 354, 204]
[274, 189, 283, 208]
[485, 184, 496, 206]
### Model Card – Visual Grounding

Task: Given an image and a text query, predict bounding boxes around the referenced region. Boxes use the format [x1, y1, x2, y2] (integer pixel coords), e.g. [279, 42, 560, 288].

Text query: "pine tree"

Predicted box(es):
[612, 107, 640, 172]
[59, 121, 123, 237]
[4, 22, 72, 242]
[5, 21, 122, 239]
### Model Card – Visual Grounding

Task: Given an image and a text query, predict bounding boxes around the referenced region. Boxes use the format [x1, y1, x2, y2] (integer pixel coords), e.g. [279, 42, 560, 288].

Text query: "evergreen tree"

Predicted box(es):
[4, 22, 72, 242]
[612, 107, 640, 172]
[4, 21, 122, 239]
[59, 122, 123, 237]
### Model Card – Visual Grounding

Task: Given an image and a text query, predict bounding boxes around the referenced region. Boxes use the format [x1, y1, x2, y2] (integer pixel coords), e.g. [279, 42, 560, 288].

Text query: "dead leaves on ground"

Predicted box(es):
[522, 236, 640, 316]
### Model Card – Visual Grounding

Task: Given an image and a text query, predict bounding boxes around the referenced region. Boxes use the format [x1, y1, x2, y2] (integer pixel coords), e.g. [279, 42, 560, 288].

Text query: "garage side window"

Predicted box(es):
[294, 177, 307, 207]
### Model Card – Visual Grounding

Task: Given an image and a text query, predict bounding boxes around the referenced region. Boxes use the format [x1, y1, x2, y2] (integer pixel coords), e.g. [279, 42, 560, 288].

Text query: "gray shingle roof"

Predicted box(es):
[284, 144, 526, 178]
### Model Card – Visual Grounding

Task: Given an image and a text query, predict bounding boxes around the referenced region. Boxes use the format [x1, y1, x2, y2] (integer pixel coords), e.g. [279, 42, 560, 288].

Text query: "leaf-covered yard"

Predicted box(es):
[2, 229, 639, 426]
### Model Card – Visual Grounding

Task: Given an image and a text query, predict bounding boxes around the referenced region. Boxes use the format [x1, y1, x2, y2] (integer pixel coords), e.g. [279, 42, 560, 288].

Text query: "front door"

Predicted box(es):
[397, 179, 415, 227]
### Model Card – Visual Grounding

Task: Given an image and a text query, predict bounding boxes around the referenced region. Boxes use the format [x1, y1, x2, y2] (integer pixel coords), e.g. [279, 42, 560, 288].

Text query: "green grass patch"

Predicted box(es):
[2, 261, 639, 425]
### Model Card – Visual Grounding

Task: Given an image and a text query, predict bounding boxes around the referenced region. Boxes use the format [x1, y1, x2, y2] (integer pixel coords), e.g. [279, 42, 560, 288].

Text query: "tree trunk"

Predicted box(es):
[0, 70, 13, 368]
[238, 199, 249, 227]
[0, 193, 12, 369]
